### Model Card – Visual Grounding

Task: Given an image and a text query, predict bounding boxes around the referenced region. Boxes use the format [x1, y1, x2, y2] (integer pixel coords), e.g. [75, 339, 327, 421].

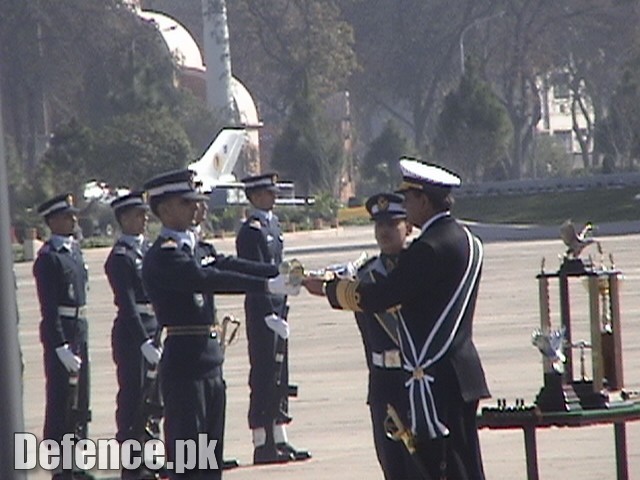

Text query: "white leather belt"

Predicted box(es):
[372, 350, 402, 369]
[58, 306, 87, 318]
[135, 303, 154, 315]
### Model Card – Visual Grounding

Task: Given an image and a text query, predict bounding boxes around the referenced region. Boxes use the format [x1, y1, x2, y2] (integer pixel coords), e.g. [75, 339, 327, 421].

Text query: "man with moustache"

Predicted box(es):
[304, 159, 490, 480]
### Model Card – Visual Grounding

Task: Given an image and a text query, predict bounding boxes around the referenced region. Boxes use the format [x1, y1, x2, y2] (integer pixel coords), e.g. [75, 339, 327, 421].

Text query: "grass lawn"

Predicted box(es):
[455, 186, 640, 225]
[339, 186, 640, 226]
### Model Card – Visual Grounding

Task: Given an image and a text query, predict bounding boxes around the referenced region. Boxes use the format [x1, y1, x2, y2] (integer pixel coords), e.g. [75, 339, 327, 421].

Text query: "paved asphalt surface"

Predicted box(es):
[13, 222, 640, 479]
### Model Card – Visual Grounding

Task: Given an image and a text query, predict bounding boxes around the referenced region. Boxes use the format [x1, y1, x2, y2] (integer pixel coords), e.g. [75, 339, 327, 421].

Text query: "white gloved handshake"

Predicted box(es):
[264, 313, 290, 339]
[140, 338, 163, 365]
[55, 344, 82, 373]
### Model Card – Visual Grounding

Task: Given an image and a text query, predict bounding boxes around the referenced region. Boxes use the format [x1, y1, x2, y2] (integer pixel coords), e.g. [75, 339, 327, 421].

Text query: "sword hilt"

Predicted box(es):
[384, 403, 417, 454]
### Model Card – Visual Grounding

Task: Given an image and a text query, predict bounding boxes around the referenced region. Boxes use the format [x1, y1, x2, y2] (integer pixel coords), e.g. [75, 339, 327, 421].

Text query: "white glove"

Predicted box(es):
[267, 274, 301, 296]
[332, 261, 357, 279]
[264, 313, 290, 339]
[140, 339, 162, 365]
[55, 345, 82, 373]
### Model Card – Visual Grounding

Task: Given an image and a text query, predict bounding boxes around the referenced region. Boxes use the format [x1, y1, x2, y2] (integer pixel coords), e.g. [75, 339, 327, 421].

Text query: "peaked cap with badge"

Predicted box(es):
[143, 169, 208, 202]
[241, 172, 280, 195]
[396, 158, 461, 197]
[37, 193, 79, 219]
[110, 191, 149, 215]
[365, 193, 407, 221]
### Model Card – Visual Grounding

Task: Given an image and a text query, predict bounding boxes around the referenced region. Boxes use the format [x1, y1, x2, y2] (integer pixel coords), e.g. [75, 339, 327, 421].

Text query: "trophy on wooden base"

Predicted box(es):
[533, 221, 626, 412]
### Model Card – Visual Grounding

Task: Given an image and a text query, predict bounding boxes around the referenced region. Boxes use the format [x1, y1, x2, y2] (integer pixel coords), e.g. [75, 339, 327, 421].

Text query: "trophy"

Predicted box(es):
[533, 222, 626, 412]
[531, 326, 566, 374]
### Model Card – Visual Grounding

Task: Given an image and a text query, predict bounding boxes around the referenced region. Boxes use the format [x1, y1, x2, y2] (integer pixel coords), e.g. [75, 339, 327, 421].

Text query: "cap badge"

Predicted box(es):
[377, 196, 389, 212]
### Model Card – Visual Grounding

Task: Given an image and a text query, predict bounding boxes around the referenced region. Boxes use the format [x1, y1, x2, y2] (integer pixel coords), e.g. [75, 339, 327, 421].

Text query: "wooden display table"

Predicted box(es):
[477, 404, 640, 480]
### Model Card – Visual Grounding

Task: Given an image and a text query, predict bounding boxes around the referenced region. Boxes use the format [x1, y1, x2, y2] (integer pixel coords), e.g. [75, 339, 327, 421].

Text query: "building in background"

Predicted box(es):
[537, 69, 594, 168]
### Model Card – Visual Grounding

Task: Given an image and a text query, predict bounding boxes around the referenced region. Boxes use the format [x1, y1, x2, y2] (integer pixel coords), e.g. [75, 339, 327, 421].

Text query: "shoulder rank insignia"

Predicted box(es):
[249, 219, 262, 230]
[114, 245, 127, 255]
[161, 238, 178, 249]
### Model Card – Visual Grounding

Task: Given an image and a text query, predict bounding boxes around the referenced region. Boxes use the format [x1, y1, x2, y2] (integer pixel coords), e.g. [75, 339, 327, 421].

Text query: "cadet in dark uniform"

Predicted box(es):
[304, 159, 490, 480]
[104, 192, 161, 480]
[236, 173, 310, 464]
[141, 169, 300, 480]
[33, 193, 91, 480]
[355, 193, 418, 480]
[191, 184, 239, 470]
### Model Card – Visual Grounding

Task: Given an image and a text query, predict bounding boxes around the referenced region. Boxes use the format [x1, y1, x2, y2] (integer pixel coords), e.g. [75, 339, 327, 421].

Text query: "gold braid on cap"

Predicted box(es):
[335, 279, 363, 312]
[398, 180, 424, 191]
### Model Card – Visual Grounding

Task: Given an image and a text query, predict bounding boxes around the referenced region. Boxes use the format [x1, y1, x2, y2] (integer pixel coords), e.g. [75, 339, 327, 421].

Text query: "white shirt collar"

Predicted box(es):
[50, 234, 74, 252]
[252, 208, 273, 222]
[119, 234, 144, 249]
[419, 211, 451, 236]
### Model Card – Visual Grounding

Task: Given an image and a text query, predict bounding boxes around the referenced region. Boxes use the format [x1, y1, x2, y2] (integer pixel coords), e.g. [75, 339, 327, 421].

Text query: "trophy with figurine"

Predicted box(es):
[532, 220, 630, 411]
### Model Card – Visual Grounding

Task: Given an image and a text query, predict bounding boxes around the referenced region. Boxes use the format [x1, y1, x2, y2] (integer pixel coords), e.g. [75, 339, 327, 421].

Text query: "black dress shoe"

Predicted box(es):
[121, 466, 159, 479]
[222, 458, 240, 470]
[71, 472, 96, 480]
[253, 445, 293, 465]
[51, 471, 95, 480]
[276, 443, 312, 461]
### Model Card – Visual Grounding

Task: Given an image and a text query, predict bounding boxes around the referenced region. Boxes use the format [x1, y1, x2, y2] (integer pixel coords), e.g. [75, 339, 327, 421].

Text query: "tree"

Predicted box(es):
[482, 0, 638, 178]
[228, 0, 357, 119]
[1, 1, 131, 166]
[434, 60, 512, 182]
[343, 0, 501, 150]
[360, 121, 412, 196]
[557, 1, 640, 170]
[593, 54, 640, 171]
[90, 109, 193, 188]
[271, 89, 343, 196]
[35, 118, 95, 205]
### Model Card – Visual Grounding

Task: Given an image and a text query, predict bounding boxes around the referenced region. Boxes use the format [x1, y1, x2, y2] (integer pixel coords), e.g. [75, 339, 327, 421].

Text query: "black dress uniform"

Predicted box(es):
[353, 193, 419, 480]
[104, 193, 159, 448]
[33, 194, 91, 476]
[236, 209, 288, 421]
[236, 173, 309, 464]
[324, 160, 490, 480]
[141, 170, 287, 480]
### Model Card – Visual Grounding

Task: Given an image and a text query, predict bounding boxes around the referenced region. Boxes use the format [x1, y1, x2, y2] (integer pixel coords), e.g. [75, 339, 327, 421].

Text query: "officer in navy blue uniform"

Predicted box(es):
[104, 192, 161, 480]
[304, 159, 490, 480]
[141, 169, 300, 480]
[191, 183, 240, 471]
[355, 193, 419, 480]
[33, 193, 91, 480]
[236, 173, 310, 465]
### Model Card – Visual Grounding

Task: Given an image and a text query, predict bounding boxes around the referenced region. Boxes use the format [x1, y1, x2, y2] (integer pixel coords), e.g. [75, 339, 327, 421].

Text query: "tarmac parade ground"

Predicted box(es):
[13, 225, 640, 479]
